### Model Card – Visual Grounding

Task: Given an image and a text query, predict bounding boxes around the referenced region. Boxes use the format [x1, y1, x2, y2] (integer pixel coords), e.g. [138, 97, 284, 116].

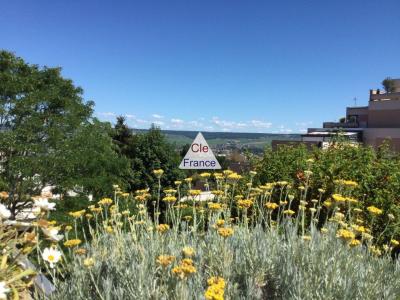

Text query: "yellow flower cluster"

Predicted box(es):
[182, 246, 195, 257]
[283, 209, 295, 216]
[334, 179, 358, 188]
[336, 229, 355, 241]
[211, 190, 224, 196]
[156, 224, 170, 234]
[98, 198, 113, 206]
[265, 202, 279, 210]
[200, 172, 211, 178]
[205, 276, 226, 300]
[189, 189, 202, 196]
[208, 202, 223, 211]
[64, 239, 82, 248]
[227, 172, 242, 181]
[156, 255, 175, 268]
[135, 189, 151, 202]
[163, 196, 177, 203]
[69, 210, 86, 218]
[172, 258, 196, 279]
[153, 169, 164, 177]
[367, 206, 383, 215]
[217, 227, 234, 238]
[83, 257, 95, 268]
[237, 199, 253, 209]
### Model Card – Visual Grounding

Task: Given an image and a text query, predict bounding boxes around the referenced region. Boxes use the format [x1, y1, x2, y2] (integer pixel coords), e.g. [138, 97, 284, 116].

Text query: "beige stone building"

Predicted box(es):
[273, 79, 400, 151]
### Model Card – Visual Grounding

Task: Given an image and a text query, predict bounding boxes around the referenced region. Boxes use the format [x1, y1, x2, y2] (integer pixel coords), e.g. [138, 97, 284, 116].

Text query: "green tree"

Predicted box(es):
[382, 77, 396, 93]
[112, 121, 184, 191]
[0, 50, 129, 216]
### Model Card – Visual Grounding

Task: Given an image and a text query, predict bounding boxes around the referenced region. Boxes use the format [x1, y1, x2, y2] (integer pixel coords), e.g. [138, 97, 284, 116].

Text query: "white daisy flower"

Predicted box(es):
[0, 204, 11, 220]
[42, 247, 62, 268]
[0, 282, 10, 300]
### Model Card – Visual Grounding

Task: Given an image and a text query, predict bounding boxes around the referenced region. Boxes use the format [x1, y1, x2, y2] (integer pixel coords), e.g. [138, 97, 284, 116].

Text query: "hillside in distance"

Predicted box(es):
[135, 129, 301, 152]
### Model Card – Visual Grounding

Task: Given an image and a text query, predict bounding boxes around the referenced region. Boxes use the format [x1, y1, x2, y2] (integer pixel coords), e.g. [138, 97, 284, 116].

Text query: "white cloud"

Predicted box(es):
[136, 119, 149, 124]
[96, 112, 288, 133]
[171, 118, 184, 124]
[152, 114, 164, 119]
[250, 120, 273, 128]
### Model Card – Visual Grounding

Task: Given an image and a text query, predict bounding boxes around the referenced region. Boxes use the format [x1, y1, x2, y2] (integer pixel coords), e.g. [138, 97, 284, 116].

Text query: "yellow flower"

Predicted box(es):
[208, 202, 222, 211]
[172, 259, 196, 278]
[283, 209, 295, 216]
[90, 206, 103, 213]
[205, 277, 226, 300]
[217, 227, 234, 238]
[98, 198, 113, 206]
[65, 225, 73, 231]
[351, 225, 366, 233]
[64, 239, 82, 248]
[336, 229, 355, 241]
[83, 257, 95, 268]
[349, 239, 361, 247]
[390, 239, 399, 246]
[200, 172, 211, 178]
[69, 210, 86, 218]
[302, 235, 312, 241]
[174, 180, 182, 186]
[265, 202, 279, 210]
[215, 219, 225, 227]
[323, 200, 332, 208]
[362, 232, 373, 241]
[227, 173, 242, 181]
[182, 247, 195, 257]
[332, 194, 346, 203]
[367, 206, 383, 215]
[189, 189, 202, 196]
[346, 197, 358, 204]
[74, 248, 87, 255]
[211, 190, 224, 196]
[237, 199, 253, 209]
[163, 196, 177, 203]
[156, 255, 175, 268]
[321, 227, 328, 234]
[156, 224, 170, 233]
[183, 215, 192, 221]
[369, 245, 382, 256]
[153, 169, 164, 177]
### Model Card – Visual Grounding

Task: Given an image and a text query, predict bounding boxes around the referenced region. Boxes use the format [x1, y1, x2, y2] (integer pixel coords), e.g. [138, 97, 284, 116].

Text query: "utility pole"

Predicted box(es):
[353, 97, 357, 107]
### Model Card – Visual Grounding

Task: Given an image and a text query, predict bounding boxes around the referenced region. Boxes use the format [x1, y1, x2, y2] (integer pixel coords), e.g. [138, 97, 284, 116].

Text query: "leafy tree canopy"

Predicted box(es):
[382, 77, 396, 93]
[112, 120, 184, 191]
[0, 50, 129, 215]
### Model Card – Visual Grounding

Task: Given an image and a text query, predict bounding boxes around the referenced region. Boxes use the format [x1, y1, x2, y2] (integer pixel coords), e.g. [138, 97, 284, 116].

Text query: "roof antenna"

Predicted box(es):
[353, 97, 357, 106]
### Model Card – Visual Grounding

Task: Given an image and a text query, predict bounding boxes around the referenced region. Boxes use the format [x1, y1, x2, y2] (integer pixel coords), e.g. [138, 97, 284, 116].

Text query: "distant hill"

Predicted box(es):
[134, 129, 301, 150]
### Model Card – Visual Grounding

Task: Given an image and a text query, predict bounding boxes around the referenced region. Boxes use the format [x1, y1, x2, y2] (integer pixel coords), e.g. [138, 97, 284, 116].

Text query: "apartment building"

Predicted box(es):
[273, 79, 400, 151]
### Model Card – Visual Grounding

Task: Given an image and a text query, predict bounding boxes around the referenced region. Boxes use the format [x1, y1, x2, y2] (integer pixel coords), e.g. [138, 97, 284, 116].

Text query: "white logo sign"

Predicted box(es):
[179, 132, 221, 169]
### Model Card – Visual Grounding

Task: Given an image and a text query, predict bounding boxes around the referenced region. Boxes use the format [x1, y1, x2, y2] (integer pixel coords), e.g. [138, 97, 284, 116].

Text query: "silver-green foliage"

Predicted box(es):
[49, 223, 400, 300]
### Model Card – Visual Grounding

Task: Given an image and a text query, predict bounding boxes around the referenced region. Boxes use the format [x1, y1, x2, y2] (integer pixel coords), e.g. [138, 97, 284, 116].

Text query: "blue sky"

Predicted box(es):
[1, 0, 399, 133]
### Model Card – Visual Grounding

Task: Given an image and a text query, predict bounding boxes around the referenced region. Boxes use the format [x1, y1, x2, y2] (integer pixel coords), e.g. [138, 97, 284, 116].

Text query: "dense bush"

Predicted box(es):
[254, 143, 400, 243]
